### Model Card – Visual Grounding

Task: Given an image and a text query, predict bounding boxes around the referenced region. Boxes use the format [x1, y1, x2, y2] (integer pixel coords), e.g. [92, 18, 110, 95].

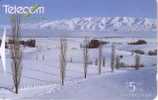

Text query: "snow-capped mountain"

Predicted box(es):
[39, 17, 156, 32]
[0, 17, 156, 37]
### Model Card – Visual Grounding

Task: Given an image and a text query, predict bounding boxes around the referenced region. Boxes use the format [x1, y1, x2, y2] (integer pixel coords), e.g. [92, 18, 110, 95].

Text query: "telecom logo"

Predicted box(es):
[2, 4, 45, 15]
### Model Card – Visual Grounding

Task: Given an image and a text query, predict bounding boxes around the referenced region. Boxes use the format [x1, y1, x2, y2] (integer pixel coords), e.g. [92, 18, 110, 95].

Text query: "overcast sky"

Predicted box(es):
[0, 0, 156, 24]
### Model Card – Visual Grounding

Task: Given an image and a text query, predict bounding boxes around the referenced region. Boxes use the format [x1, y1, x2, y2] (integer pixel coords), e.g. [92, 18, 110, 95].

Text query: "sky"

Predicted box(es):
[0, 0, 156, 24]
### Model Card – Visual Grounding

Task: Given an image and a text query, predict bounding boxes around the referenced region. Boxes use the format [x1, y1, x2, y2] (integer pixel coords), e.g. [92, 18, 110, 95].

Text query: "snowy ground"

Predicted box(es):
[0, 37, 156, 100]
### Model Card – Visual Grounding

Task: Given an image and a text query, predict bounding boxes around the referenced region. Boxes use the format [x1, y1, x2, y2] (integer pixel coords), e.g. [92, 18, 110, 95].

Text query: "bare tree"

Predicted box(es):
[98, 45, 103, 74]
[83, 37, 89, 78]
[59, 38, 67, 85]
[10, 14, 23, 94]
[111, 43, 115, 72]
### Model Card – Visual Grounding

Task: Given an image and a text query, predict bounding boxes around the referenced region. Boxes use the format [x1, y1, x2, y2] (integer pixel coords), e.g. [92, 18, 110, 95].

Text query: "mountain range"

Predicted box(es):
[0, 17, 156, 37]
[38, 17, 156, 33]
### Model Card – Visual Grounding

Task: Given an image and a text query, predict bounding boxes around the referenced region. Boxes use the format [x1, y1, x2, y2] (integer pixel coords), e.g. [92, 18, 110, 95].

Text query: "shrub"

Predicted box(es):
[88, 39, 100, 48]
[129, 64, 144, 68]
[88, 39, 108, 48]
[118, 63, 144, 68]
[148, 49, 157, 56]
[132, 49, 145, 54]
[8, 39, 36, 47]
[26, 39, 36, 47]
[128, 40, 147, 45]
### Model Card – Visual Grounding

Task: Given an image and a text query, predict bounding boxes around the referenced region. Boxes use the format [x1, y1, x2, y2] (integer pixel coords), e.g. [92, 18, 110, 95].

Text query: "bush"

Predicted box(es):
[8, 39, 36, 47]
[26, 39, 36, 47]
[20, 40, 25, 45]
[148, 49, 157, 56]
[129, 64, 144, 68]
[88, 39, 100, 48]
[128, 40, 147, 45]
[132, 49, 145, 55]
[88, 39, 108, 48]
[118, 62, 144, 68]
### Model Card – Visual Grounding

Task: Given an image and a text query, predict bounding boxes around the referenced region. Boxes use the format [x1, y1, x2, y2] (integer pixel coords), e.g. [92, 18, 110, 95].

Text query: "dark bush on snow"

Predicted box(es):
[26, 39, 36, 47]
[132, 49, 145, 55]
[8, 39, 36, 47]
[88, 39, 108, 48]
[128, 40, 147, 45]
[148, 49, 157, 56]
[118, 62, 144, 68]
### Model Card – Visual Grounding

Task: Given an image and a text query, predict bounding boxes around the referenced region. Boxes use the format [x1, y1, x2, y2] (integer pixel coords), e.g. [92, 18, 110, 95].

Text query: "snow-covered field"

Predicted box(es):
[0, 37, 156, 100]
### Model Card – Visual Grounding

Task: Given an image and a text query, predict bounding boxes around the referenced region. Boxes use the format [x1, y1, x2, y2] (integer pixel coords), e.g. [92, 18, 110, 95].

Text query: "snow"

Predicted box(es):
[0, 37, 156, 100]
[0, 17, 156, 37]
[36, 17, 156, 32]
[38, 67, 156, 100]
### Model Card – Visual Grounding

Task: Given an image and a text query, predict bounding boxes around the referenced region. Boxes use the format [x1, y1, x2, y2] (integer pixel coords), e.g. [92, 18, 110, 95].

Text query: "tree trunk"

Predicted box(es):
[111, 43, 115, 72]
[98, 45, 102, 74]
[135, 54, 140, 70]
[83, 37, 88, 78]
[59, 38, 67, 85]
